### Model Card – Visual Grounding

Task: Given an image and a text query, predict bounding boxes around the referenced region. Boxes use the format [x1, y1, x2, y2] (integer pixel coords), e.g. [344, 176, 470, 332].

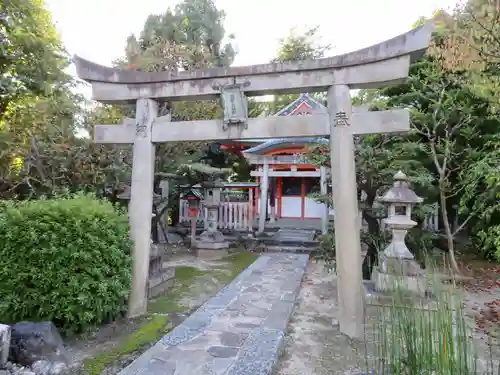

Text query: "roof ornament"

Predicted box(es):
[212, 81, 250, 131]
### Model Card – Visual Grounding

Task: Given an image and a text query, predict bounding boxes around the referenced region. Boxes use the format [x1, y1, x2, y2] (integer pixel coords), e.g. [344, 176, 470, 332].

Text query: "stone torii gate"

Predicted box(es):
[75, 22, 433, 339]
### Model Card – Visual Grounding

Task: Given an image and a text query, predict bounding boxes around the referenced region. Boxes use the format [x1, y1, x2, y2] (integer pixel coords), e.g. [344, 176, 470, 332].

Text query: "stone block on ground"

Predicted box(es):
[0, 324, 10, 369]
[148, 267, 175, 298]
[194, 239, 230, 260]
[9, 322, 69, 367]
[149, 244, 176, 298]
[372, 266, 426, 296]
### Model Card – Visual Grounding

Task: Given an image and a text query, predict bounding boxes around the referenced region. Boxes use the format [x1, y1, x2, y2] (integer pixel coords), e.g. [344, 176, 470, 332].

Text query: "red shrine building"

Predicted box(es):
[223, 94, 331, 224]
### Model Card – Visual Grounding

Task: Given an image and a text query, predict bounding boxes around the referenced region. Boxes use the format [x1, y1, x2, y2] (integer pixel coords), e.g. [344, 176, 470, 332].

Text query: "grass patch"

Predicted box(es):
[83, 315, 169, 375]
[83, 252, 258, 375]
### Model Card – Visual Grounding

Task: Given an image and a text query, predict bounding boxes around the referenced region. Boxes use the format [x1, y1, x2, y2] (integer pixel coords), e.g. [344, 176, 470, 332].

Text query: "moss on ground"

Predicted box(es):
[83, 251, 258, 375]
[213, 252, 259, 283]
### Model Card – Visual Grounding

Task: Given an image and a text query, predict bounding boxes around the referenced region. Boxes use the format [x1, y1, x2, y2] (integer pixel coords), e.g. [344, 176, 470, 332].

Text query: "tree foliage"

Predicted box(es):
[109, 0, 243, 180]
[269, 27, 330, 112]
[0, 0, 100, 199]
[300, 12, 500, 274]
[380, 56, 500, 270]
[0, 0, 72, 118]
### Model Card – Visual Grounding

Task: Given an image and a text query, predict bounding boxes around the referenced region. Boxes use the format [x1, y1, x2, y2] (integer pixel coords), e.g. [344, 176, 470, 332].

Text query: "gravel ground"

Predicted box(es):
[274, 260, 500, 375]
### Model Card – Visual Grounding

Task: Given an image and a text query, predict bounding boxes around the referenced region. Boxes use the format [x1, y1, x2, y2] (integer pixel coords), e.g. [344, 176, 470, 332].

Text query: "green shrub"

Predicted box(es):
[0, 194, 132, 334]
[314, 223, 336, 272]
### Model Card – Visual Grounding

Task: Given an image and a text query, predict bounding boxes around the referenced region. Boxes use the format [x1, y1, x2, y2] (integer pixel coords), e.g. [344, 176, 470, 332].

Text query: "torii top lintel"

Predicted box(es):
[75, 22, 434, 103]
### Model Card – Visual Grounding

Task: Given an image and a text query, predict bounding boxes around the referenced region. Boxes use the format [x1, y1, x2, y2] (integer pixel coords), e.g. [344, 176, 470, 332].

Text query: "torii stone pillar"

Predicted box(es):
[128, 98, 158, 318]
[328, 85, 364, 338]
[74, 21, 434, 334]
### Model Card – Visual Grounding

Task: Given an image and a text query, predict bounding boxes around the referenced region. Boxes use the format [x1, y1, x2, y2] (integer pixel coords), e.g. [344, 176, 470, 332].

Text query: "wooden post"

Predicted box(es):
[269, 176, 276, 223]
[258, 163, 269, 233]
[248, 188, 254, 231]
[320, 166, 329, 235]
[190, 214, 197, 240]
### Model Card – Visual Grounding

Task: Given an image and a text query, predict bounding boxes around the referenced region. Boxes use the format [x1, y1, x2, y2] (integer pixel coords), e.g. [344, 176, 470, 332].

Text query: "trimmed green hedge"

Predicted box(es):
[0, 194, 132, 334]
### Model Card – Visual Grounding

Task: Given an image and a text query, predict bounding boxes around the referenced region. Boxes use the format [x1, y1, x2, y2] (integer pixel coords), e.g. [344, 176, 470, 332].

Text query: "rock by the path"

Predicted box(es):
[30, 360, 83, 375]
[0, 324, 11, 369]
[47, 362, 67, 375]
[47, 362, 80, 375]
[31, 360, 51, 375]
[16, 371, 35, 375]
[9, 322, 69, 366]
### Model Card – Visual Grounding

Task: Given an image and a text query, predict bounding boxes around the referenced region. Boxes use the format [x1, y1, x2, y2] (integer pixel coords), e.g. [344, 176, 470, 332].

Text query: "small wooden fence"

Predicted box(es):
[178, 199, 440, 232]
[179, 200, 252, 231]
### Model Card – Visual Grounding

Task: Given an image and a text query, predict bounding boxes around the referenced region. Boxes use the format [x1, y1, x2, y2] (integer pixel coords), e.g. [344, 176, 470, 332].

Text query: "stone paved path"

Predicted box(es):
[118, 253, 309, 375]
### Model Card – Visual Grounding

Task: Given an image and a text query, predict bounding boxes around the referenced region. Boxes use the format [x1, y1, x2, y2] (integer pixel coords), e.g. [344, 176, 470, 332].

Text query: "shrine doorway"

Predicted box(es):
[278, 177, 322, 219]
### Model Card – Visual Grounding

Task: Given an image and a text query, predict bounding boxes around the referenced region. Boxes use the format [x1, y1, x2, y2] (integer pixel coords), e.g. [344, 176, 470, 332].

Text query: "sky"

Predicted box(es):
[45, 0, 459, 98]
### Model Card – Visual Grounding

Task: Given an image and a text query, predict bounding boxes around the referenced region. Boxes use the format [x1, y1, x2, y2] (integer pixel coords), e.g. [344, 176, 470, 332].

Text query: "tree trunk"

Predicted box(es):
[151, 215, 159, 243]
[439, 190, 461, 274]
[151, 176, 161, 243]
[362, 211, 381, 280]
[361, 190, 380, 280]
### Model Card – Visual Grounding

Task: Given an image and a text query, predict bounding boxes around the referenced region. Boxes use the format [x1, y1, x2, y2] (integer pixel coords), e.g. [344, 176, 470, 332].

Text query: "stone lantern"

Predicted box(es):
[373, 171, 426, 295]
[200, 179, 224, 239]
[193, 177, 229, 258]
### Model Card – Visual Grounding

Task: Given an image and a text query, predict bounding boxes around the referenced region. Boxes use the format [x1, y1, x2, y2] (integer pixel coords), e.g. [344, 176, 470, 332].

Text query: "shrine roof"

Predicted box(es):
[274, 93, 327, 116]
[241, 93, 327, 154]
[243, 137, 328, 155]
[180, 182, 258, 188]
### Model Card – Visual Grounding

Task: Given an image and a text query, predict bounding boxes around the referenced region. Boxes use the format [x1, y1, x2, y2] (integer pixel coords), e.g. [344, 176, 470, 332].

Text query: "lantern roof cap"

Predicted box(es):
[394, 170, 407, 181]
[379, 171, 423, 204]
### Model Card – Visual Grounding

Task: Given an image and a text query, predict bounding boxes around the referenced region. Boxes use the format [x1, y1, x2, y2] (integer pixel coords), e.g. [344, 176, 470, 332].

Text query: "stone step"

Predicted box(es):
[259, 238, 319, 248]
[118, 253, 309, 375]
[274, 228, 316, 241]
[258, 245, 315, 254]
